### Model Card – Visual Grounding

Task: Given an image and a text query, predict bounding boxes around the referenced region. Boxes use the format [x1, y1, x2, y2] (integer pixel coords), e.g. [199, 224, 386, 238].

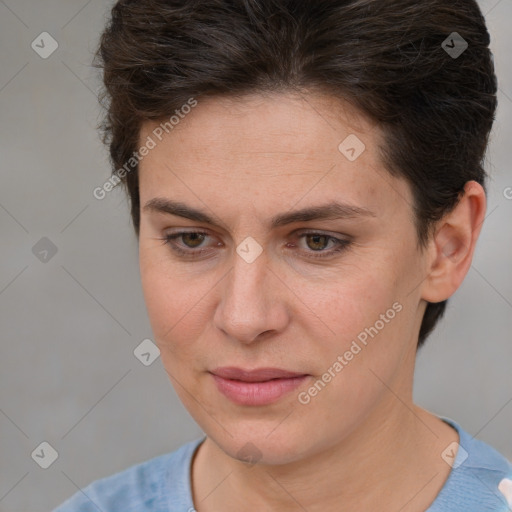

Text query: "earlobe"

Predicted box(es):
[420, 181, 487, 304]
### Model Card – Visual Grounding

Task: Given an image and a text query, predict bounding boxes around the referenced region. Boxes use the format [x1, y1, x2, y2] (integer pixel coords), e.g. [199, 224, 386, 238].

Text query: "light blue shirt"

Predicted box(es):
[52, 417, 512, 511]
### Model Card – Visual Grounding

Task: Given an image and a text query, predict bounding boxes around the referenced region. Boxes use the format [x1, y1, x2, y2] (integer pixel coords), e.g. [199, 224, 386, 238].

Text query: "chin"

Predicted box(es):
[226, 437, 307, 466]
[201, 418, 319, 466]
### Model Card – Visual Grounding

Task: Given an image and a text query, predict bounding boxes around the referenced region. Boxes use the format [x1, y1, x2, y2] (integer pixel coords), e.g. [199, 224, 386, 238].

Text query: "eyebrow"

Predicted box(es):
[143, 197, 376, 230]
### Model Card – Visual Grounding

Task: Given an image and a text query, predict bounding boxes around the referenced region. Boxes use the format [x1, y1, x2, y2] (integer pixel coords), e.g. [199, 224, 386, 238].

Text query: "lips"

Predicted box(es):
[210, 367, 308, 382]
[209, 367, 310, 406]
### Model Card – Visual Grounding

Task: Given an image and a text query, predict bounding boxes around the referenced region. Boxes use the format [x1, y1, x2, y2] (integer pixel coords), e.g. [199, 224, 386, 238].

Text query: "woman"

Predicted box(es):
[54, 0, 512, 510]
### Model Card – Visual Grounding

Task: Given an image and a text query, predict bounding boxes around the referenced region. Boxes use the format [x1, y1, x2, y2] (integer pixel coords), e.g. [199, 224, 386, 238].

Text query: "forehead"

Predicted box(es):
[137, 91, 413, 227]
[141, 91, 377, 156]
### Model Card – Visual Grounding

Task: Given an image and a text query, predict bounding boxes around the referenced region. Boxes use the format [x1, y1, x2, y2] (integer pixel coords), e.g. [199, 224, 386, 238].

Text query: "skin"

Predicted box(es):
[137, 91, 486, 511]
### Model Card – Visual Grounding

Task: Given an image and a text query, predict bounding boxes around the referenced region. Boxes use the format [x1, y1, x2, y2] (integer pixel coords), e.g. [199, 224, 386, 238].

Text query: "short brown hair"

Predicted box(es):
[94, 0, 497, 348]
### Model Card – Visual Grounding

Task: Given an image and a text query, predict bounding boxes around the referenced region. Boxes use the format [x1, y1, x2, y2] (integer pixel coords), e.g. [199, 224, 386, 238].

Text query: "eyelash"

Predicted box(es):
[157, 230, 351, 260]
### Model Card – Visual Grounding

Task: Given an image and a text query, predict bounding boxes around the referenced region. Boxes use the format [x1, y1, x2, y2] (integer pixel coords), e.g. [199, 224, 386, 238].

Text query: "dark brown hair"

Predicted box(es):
[94, 0, 497, 348]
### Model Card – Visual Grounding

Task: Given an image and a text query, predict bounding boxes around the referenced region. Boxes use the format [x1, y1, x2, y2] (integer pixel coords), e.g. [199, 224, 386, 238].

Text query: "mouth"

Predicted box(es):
[209, 367, 310, 406]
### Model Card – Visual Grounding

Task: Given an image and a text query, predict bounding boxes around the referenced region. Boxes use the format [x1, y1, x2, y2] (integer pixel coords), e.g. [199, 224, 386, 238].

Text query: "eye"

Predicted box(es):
[290, 231, 352, 259]
[157, 230, 352, 260]
[159, 230, 217, 259]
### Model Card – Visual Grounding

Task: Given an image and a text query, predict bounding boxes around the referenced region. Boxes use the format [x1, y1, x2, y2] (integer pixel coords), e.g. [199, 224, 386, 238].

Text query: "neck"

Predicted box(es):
[191, 397, 458, 512]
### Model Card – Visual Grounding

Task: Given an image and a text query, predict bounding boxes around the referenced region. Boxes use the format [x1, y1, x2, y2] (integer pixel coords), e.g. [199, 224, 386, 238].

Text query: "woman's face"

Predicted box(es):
[138, 92, 430, 465]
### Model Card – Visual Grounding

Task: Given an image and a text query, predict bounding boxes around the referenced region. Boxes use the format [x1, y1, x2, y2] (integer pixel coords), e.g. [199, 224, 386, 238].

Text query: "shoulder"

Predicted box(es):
[428, 417, 512, 512]
[52, 437, 203, 512]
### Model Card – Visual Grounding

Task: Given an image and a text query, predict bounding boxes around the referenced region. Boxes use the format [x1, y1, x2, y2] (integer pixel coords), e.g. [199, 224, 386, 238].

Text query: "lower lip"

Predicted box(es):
[211, 374, 309, 406]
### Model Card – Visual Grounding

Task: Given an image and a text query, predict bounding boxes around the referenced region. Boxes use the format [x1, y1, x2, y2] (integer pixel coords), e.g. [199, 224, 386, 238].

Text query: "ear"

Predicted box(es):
[420, 181, 487, 303]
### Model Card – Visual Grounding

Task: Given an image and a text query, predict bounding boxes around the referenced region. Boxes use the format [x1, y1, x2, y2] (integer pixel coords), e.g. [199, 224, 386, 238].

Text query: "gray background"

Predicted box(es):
[0, 1, 511, 510]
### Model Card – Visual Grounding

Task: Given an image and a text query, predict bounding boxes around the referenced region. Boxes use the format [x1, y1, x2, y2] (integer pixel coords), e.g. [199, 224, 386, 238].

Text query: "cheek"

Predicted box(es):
[139, 247, 182, 345]
[317, 271, 396, 334]
[139, 248, 214, 354]
[309, 263, 411, 375]
[297, 297, 410, 430]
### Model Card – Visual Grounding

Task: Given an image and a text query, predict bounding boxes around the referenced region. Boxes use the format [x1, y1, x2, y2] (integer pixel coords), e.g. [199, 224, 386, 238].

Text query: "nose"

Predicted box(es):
[213, 246, 289, 345]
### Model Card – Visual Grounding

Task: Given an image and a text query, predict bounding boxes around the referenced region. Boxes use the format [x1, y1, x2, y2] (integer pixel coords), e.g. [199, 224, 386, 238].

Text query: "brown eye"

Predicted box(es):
[180, 232, 206, 248]
[292, 232, 352, 260]
[304, 234, 330, 251]
[160, 231, 214, 259]
[161, 230, 351, 261]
